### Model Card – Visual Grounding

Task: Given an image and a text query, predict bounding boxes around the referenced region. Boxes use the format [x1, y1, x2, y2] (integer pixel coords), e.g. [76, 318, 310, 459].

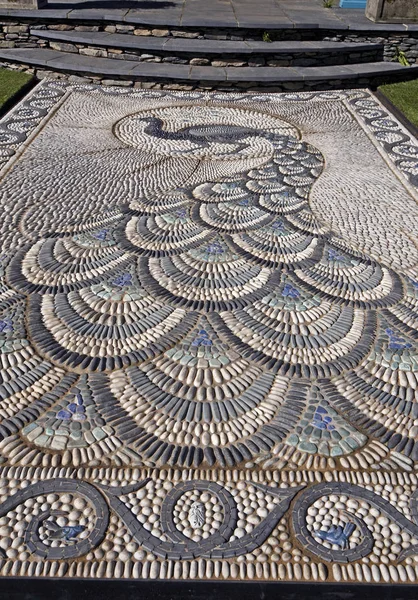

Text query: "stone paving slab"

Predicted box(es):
[0, 0, 417, 31]
[0, 81, 417, 585]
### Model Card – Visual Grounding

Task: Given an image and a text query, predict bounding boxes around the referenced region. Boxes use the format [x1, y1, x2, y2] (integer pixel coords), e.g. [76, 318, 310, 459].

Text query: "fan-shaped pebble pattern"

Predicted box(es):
[213, 275, 375, 377]
[108, 316, 302, 467]
[144, 236, 275, 312]
[26, 265, 197, 372]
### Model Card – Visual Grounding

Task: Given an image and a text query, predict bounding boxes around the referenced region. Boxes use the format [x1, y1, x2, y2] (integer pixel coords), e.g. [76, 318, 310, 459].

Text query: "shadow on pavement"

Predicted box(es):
[46, 0, 176, 10]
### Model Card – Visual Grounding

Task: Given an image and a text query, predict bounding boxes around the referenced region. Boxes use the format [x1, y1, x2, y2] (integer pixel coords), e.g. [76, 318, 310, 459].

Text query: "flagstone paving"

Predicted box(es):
[0, 80, 417, 583]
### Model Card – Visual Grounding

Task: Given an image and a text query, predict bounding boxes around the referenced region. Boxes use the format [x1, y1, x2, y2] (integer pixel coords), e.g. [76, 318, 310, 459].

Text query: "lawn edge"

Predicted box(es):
[0, 71, 36, 119]
[374, 87, 418, 140]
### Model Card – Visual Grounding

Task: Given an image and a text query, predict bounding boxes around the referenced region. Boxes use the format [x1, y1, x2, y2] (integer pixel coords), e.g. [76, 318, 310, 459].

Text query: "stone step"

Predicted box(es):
[30, 29, 384, 68]
[0, 4, 415, 33]
[0, 48, 416, 87]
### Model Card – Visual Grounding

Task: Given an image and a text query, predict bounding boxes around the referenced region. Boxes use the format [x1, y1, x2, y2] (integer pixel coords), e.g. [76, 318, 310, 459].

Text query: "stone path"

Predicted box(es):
[0, 80, 417, 584]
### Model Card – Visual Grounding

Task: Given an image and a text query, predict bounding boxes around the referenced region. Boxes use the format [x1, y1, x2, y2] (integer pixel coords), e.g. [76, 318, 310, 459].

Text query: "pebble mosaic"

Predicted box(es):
[0, 81, 416, 583]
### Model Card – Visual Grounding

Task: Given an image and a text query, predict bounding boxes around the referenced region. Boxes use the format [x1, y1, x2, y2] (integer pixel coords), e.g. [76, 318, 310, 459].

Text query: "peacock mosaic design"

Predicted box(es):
[0, 81, 416, 584]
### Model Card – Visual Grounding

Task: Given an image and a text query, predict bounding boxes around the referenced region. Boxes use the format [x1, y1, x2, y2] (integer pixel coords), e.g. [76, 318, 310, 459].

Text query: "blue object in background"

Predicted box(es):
[339, 0, 367, 7]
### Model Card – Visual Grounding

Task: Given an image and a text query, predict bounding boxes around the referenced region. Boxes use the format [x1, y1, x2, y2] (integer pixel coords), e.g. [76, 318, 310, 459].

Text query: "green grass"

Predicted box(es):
[379, 79, 418, 128]
[0, 68, 33, 110]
